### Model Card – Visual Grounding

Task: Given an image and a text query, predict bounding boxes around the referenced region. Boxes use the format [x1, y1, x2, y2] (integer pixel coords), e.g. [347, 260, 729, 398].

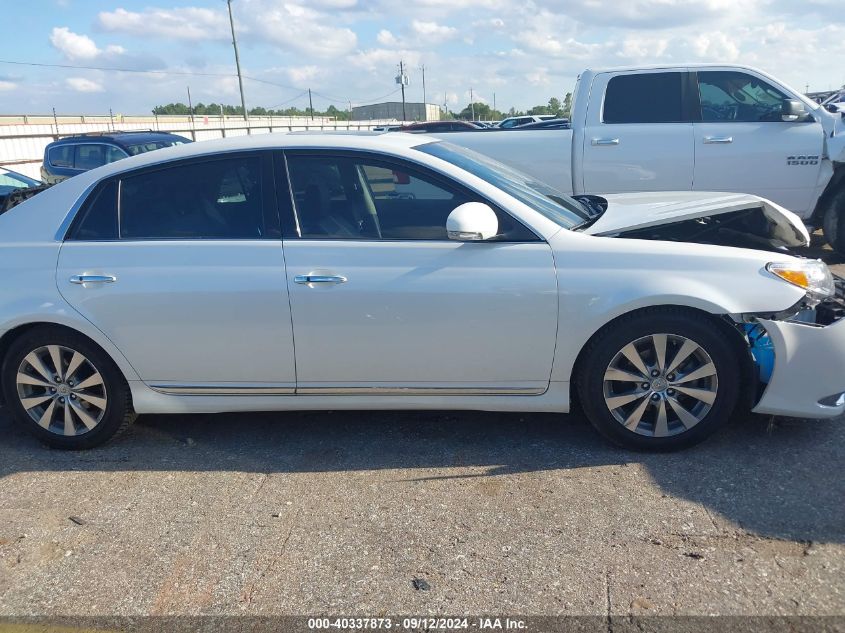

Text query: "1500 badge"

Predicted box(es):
[787, 155, 820, 165]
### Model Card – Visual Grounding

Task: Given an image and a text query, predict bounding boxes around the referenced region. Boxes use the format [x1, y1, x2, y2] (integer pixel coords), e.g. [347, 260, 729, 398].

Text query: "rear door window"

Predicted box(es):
[603, 72, 684, 123]
[74, 144, 107, 170]
[119, 155, 265, 240]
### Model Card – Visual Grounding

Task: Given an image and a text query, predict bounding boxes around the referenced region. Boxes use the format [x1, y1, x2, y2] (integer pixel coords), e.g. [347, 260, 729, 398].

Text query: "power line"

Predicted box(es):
[0, 59, 407, 107]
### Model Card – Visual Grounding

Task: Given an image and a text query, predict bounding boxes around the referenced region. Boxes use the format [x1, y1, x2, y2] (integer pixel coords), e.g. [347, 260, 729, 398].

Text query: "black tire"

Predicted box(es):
[1, 326, 136, 449]
[577, 308, 740, 451]
[823, 201, 845, 256]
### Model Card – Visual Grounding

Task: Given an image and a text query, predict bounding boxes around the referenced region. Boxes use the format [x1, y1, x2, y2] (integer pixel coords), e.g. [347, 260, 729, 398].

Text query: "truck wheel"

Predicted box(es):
[823, 192, 845, 255]
[1, 326, 136, 450]
[577, 309, 740, 451]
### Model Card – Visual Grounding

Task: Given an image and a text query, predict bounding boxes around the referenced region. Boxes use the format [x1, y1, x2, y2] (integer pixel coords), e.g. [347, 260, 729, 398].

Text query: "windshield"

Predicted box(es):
[416, 141, 590, 228]
[126, 139, 187, 156]
[0, 168, 40, 195]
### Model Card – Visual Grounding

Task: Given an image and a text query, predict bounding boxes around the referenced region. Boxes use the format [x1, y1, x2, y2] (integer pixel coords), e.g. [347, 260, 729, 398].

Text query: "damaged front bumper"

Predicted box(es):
[750, 279, 845, 418]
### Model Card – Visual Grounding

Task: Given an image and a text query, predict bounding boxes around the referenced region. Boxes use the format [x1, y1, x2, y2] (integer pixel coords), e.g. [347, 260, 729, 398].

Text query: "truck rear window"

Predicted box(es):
[603, 72, 684, 124]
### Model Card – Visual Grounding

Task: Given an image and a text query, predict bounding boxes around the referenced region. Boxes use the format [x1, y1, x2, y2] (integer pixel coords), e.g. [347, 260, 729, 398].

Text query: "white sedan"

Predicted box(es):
[0, 133, 843, 451]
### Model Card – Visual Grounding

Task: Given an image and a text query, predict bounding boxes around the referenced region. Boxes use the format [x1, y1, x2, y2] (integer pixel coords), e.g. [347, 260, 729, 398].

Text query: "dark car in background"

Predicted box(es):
[399, 121, 484, 133]
[0, 166, 46, 214]
[513, 118, 571, 130]
[41, 130, 192, 184]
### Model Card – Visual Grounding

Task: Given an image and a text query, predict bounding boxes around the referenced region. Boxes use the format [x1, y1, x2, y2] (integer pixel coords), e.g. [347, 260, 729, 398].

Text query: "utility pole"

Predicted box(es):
[186, 86, 194, 125]
[419, 64, 427, 118]
[227, 0, 248, 121]
[470, 87, 475, 121]
[308, 88, 314, 120]
[493, 92, 496, 119]
[398, 60, 407, 121]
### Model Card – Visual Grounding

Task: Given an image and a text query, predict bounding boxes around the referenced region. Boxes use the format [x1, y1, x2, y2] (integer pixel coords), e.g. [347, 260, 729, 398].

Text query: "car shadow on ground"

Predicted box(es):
[0, 407, 842, 545]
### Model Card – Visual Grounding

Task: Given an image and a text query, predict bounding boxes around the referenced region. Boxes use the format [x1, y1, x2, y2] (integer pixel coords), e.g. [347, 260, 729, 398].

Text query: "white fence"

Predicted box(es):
[0, 114, 402, 180]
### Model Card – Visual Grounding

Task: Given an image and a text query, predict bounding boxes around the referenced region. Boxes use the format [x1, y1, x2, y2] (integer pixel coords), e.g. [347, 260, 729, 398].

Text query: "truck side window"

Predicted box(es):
[698, 71, 789, 122]
[603, 72, 684, 124]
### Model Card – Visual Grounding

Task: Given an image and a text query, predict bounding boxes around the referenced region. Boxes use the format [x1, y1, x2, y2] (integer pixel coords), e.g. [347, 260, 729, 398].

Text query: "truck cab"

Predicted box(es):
[573, 65, 838, 220]
[439, 63, 845, 251]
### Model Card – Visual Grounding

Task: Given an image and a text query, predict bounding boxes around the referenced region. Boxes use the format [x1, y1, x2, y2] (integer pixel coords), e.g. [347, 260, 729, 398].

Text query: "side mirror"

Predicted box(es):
[446, 202, 499, 241]
[782, 99, 807, 122]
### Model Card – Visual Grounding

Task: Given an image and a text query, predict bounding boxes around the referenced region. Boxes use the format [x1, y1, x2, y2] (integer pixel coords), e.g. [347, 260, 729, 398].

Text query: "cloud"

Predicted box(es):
[246, 3, 358, 57]
[377, 29, 399, 46]
[287, 65, 321, 84]
[66, 77, 104, 92]
[410, 20, 459, 43]
[50, 27, 101, 60]
[0, 81, 16, 91]
[97, 7, 229, 40]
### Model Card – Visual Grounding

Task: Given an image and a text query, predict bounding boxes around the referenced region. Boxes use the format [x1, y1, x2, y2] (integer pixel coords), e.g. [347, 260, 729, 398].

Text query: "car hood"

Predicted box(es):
[581, 191, 810, 248]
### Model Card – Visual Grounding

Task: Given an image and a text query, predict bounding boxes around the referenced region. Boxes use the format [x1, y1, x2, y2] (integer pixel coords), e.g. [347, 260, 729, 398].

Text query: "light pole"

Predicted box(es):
[227, 0, 248, 121]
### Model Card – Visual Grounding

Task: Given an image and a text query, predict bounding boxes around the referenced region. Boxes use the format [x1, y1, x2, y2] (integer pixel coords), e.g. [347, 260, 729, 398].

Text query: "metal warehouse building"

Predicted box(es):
[352, 102, 440, 122]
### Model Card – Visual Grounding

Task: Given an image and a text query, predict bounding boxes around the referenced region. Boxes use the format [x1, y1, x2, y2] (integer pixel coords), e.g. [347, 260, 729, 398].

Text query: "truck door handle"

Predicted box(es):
[703, 136, 733, 144]
[592, 138, 620, 146]
[294, 274, 348, 285]
[69, 274, 117, 285]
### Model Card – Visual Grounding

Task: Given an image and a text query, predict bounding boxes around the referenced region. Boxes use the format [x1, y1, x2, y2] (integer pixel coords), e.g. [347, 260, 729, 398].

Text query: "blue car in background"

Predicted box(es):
[41, 130, 192, 184]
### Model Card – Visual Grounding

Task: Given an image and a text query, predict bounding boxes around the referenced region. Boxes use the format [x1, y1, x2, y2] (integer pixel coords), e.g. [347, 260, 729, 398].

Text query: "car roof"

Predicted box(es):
[48, 131, 190, 147]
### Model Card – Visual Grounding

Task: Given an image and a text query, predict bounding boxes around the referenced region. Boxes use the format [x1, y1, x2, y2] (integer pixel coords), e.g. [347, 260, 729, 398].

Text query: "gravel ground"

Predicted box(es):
[0, 239, 843, 621]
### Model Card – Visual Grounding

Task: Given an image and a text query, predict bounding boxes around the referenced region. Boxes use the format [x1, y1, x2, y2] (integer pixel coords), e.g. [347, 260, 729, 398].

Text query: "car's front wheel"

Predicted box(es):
[1, 327, 135, 449]
[577, 310, 740, 451]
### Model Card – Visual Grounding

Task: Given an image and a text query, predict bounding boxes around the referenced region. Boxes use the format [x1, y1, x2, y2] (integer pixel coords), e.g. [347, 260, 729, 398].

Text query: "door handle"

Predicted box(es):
[703, 136, 733, 144]
[294, 274, 348, 285]
[592, 138, 620, 146]
[69, 274, 117, 285]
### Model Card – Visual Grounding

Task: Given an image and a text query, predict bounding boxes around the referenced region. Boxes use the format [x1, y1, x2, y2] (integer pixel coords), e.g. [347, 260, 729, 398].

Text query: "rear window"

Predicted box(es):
[603, 72, 684, 124]
[48, 145, 73, 167]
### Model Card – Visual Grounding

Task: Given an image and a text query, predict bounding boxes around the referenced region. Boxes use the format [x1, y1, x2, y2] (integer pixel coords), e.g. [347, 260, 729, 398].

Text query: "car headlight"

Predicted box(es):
[767, 260, 835, 302]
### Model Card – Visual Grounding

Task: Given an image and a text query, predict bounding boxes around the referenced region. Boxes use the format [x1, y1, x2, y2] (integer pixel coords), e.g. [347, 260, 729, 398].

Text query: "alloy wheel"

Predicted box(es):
[602, 333, 718, 438]
[15, 345, 108, 436]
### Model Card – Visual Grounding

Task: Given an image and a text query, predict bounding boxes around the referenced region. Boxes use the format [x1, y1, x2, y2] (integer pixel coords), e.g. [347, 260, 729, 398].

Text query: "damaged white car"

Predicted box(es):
[0, 133, 842, 451]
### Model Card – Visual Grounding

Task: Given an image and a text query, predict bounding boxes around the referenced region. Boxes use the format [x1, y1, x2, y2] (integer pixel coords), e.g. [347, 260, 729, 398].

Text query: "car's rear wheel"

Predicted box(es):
[1, 327, 135, 449]
[577, 310, 740, 451]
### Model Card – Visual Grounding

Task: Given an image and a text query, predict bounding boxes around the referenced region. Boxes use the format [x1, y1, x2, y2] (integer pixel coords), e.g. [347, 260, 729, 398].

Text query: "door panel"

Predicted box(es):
[283, 240, 558, 391]
[583, 71, 694, 193]
[693, 121, 824, 215]
[691, 71, 825, 216]
[582, 123, 694, 193]
[57, 241, 296, 386]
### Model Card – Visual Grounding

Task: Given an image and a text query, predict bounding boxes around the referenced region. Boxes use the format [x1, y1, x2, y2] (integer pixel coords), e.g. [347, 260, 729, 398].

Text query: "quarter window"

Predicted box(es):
[285, 154, 535, 241]
[119, 156, 264, 240]
[69, 180, 119, 241]
[603, 72, 684, 123]
[698, 71, 789, 122]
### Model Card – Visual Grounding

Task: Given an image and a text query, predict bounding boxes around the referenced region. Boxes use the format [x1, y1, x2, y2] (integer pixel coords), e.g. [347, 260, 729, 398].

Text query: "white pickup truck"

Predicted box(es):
[436, 64, 845, 253]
